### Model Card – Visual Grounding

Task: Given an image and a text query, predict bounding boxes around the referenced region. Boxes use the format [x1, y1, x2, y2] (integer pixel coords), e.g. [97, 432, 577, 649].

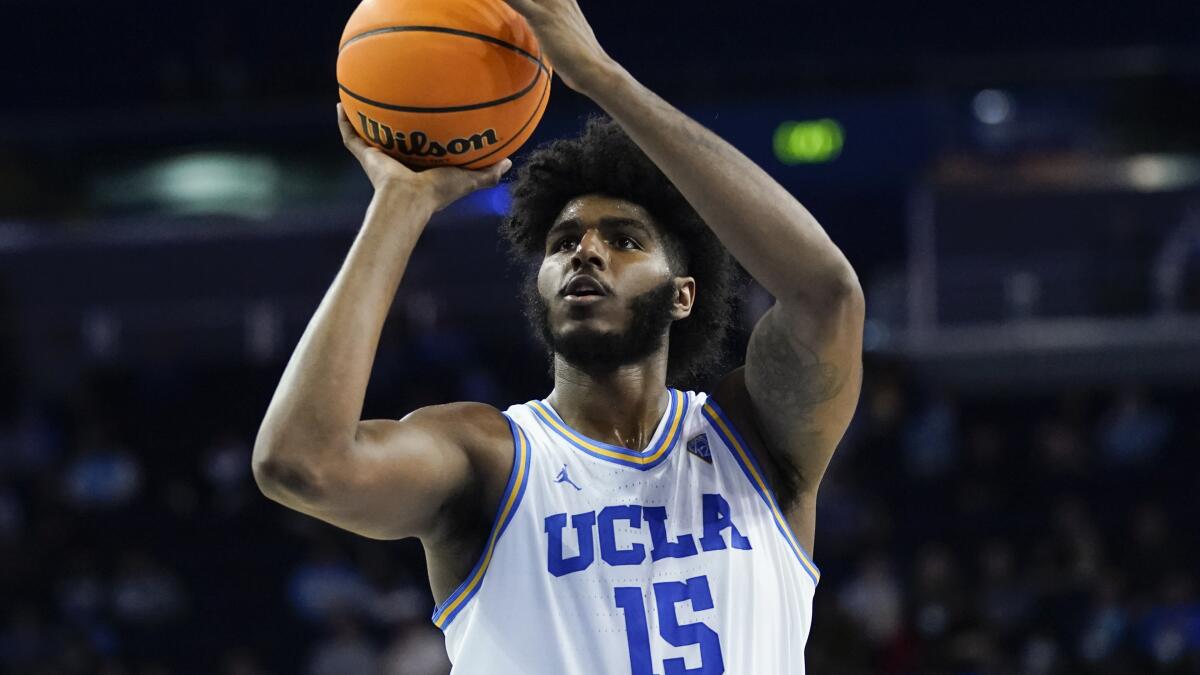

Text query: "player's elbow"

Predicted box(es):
[251, 419, 351, 502]
[787, 264, 865, 320]
[251, 451, 328, 507]
[822, 266, 864, 306]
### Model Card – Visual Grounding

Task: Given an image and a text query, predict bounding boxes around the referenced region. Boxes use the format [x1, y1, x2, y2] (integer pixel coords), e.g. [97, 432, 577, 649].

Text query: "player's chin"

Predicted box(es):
[553, 316, 623, 343]
[554, 316, 611, 335]
[557, 300, 615, 321]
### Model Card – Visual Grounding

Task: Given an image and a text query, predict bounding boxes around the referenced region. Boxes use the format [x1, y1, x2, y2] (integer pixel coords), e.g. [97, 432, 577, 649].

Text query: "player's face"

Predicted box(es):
[530, 194, 694, 372]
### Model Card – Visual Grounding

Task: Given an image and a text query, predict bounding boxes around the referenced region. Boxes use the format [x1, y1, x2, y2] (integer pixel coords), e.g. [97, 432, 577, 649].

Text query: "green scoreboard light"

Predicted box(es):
[773, 119, 844, 165]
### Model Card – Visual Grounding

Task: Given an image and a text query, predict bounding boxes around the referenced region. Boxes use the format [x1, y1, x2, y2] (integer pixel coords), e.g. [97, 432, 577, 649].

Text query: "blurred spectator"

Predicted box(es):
[1033, 416, 1089, 478]
[1136, 573, 1200, 667]
[219, 646, 272, 675]
[363, 580, 428, 627]
[836, 553, 903, 648]
[0, 605, 49, 670]
[60, 424, 142, 510]
[1, 335, 1197, 673]
[0, 399, 65, 478]
[1125, 503, 1179, 591]
[1097, 387, 1172, 465]
[54, 550, 107, 625]
[1153, 205, 1200, 314]
[381, 623, 451, 675]
[0, 485, 23, 541]
[201, 428, 255, 516]
[977, 539, 1034, 635]
[910, 543, 965, 657]
[288, 541, 375, 623]
[901, 391, 958, 479]
[1021, 633, 1062, 675]
[307, 614, 381, 675]
[110, 551, 188, 626]
[0, 278, 21, 424]
[1079, 571, 1129, 666]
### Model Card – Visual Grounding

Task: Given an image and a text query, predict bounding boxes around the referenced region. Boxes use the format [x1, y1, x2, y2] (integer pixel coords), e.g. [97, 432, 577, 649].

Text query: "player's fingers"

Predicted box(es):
[425, 160, 512, 208]
[336, 104, 370, 158]
[499, 0, 539, 18]
[335, 104, 355, 142]
[474, 159, 513, 189]
[454, 160, 511, 195]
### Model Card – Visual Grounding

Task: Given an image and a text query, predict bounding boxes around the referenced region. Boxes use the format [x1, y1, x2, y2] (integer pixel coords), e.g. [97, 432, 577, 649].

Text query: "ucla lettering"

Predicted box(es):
[543, 493, 750, 577]
[700, 492, 752, 552]
[355, 112, 499, 158]
[599, 505, 646, 566]
[545, 511, 596, 577]
[644, 505, 697, 561]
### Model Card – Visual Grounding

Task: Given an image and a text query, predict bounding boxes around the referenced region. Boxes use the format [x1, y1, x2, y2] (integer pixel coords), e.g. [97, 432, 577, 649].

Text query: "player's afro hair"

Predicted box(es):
[499, 115, 744, 390]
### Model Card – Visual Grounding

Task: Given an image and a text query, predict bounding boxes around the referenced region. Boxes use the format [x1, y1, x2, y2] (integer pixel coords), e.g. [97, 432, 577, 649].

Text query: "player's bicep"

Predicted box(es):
[269, 404, 484, 541]
[742, 292, 864, 489]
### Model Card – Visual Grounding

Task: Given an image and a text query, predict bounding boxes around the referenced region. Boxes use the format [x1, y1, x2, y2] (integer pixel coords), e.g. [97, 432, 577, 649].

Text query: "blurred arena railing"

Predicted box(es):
[877, 152, 1200, 388]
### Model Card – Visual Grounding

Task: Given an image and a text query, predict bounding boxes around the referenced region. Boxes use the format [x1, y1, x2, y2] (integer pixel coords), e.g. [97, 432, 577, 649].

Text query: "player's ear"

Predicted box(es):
[672, 276, 696, 320]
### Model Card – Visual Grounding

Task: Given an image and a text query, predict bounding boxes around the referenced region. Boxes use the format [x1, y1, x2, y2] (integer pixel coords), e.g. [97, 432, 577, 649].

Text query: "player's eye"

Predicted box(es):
[551, 234, 638, 252]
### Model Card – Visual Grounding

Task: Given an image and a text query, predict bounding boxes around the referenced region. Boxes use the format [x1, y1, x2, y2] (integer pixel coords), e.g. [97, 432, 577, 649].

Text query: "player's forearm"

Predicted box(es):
[583, 64, 860, 305]
[253, 186, 435, 478]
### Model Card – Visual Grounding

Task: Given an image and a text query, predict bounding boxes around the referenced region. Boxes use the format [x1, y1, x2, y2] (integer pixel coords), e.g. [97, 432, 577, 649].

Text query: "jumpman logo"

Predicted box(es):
[554, 465, 583, 491]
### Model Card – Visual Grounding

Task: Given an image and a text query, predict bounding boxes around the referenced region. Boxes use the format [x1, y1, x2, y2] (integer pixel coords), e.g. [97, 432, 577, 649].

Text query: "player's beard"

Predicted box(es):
[523, 277, 677, 376]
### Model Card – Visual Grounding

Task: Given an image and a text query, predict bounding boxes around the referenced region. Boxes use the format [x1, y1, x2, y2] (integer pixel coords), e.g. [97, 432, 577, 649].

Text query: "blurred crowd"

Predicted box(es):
[809, 366, 1200, 674]
[1, 332, 1198, 674]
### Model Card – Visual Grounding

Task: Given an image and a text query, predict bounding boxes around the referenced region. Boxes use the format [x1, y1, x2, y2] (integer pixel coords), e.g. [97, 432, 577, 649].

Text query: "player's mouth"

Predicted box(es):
[563, 293, 606, 305]
[561, 274, 609, 304]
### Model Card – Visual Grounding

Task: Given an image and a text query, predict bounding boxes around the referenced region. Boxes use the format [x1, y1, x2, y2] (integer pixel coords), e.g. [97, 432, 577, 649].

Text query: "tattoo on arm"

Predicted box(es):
[745, 307, 846, 486]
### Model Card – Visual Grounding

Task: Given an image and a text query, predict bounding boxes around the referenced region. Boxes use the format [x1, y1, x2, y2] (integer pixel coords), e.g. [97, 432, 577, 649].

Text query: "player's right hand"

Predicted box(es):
[337, 103, 512, 212]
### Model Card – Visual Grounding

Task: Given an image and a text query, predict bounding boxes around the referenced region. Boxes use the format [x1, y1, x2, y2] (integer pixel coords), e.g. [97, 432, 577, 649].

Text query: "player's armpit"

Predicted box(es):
[255, 402, 512, 542]
[741, 286, 865, 492]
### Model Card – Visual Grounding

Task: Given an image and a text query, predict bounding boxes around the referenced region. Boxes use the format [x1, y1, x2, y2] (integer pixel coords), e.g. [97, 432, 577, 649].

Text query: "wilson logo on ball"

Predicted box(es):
[357, 112, 499, 159]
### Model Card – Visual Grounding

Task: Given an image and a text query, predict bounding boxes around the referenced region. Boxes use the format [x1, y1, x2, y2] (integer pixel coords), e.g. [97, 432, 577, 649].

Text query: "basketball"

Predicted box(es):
[336, 0, 552, 170]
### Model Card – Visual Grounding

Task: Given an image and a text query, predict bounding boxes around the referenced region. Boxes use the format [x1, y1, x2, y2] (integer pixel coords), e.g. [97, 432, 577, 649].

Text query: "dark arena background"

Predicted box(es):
[2, 1, 1200, 673]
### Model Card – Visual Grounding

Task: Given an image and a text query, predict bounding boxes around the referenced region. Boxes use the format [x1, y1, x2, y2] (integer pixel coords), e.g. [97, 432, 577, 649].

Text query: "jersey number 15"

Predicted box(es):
[613, 575, 724, 675]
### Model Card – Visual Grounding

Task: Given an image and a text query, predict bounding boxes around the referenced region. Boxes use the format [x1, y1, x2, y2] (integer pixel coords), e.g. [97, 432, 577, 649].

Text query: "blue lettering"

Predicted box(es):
[614, 586, 656, 675]
[598, 505, 646, 566]
[655, 576, 725, 674]
[545, 511, 596, 577]
[645, 506, 698, 561]
[699, 493, 751, 552]
[545, 493, 750, 578]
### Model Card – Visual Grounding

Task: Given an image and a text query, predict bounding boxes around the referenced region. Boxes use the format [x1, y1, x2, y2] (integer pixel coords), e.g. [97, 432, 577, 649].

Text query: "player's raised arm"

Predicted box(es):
[251, 105, 512, 541]
[505, 0, 864, 513]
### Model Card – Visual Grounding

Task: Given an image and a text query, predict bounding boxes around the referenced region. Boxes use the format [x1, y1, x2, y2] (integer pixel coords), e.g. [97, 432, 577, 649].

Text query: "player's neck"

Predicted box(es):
[547, 358, 670, 452]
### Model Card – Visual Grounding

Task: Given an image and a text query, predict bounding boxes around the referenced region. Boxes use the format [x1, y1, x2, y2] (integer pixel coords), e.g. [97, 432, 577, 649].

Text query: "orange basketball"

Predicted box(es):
[337, 0, 552, 170]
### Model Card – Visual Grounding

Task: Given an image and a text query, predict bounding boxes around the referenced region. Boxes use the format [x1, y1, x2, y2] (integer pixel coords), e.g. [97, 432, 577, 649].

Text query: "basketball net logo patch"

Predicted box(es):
[686, 433, 712, 463]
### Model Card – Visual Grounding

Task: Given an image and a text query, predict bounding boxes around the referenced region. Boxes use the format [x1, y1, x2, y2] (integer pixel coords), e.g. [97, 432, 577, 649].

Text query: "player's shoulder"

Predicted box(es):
[404, 399, 508, 425]
[402, 402, 520, 539]
[403, 401, 514, 454]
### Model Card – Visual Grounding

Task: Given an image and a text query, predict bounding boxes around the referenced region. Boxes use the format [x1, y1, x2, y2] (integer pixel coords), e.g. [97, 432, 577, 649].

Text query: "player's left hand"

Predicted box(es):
[501, 0, 617, 95]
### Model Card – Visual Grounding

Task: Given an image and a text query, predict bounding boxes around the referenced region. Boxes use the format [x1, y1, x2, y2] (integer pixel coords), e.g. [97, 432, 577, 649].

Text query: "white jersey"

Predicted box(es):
[432, 388, 820, 675]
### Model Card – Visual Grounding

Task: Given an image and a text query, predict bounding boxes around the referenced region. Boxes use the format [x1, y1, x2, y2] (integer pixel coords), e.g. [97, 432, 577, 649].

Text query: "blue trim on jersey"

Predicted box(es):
[701, 398, 821, 585]
[525, 388, 687, 471]
[431, 414, 531, 630]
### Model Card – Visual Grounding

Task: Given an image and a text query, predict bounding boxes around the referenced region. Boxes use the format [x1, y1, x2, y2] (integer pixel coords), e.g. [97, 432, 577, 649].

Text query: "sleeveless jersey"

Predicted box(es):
[432, 388, 820, 675]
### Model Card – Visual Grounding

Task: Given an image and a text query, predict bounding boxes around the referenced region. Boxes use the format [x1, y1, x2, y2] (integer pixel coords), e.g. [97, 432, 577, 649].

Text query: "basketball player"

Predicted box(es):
[252, 1, 864, 672]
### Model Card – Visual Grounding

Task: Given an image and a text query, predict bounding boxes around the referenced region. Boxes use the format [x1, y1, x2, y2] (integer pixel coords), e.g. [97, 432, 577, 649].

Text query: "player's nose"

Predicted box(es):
[570, 228, 607, 270]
